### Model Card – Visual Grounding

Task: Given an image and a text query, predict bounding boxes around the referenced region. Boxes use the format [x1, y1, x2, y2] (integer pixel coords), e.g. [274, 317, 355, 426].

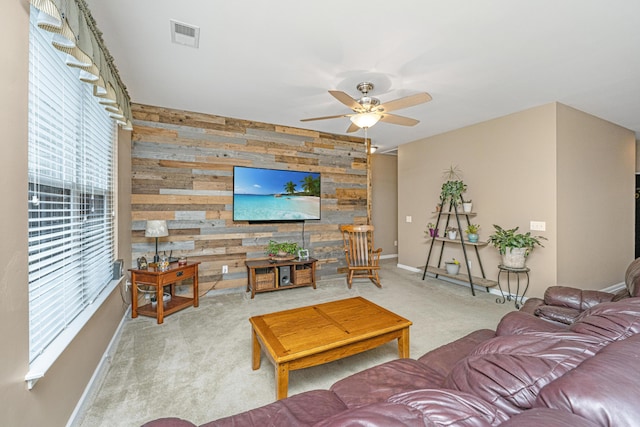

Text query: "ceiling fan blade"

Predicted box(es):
[379, 113, 420, 127]
[378, 92, 432, 113]
[346, 122, 360, 133]
[329, 90, 361, 110]
[300, 114, 350, 122]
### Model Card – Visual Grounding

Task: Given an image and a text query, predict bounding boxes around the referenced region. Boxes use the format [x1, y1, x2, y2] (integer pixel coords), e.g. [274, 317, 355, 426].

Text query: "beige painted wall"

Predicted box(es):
[556, 104, 635, 285]
[372, 153, 398, 256]
[398, 102, 634, 298]
[1, 3, 132, 425]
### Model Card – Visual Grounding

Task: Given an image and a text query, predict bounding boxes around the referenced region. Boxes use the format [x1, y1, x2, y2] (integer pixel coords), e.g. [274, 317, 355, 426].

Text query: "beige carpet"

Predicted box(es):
[74, 260, 514, 427]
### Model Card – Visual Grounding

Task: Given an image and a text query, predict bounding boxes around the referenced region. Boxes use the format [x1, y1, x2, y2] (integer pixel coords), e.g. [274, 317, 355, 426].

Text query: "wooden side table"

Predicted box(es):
[129, 261, 200, 324]
[496, 264, 530, 309]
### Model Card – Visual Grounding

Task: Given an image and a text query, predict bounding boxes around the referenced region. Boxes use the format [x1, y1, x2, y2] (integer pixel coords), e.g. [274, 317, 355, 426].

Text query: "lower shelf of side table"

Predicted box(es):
[425, 266, 498, 289]
[136, 295, 195, 318]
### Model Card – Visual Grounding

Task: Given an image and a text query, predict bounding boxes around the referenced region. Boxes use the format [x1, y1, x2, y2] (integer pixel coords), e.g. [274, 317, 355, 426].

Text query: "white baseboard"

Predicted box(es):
[398, 264, 628, 302]
[66, 306, 131, 427]
[380, 253, 398, 260]
[397, 263, 513, 299]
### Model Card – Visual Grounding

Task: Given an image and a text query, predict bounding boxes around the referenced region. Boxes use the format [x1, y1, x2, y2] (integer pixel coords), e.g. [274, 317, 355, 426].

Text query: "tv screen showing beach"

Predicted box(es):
[233, 166, 321, 221]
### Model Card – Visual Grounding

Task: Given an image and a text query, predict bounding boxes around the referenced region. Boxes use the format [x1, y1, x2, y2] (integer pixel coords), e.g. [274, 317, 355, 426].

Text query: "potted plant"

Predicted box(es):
[440, 180, 467, 207]
[444, 258, 460, 275]
[446, 226, 458, 240]
[465, 223, 480, 243]
[487, 225, 546, 268]
[425, 222, 438, 238]
[265, 240, 300, 258]
[462, 199, 473, 213]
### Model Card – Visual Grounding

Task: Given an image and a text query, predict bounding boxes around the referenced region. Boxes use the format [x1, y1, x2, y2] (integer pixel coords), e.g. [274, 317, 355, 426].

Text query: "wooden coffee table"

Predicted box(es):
[249, 296, 412, 399]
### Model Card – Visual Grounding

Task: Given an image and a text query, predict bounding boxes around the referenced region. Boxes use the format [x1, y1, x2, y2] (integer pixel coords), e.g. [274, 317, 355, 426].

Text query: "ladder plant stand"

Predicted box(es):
[422, 195, 497, 296]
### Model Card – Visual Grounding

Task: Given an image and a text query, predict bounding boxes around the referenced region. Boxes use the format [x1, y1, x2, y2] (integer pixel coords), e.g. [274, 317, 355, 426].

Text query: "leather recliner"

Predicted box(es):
[519, 257, 640, 324]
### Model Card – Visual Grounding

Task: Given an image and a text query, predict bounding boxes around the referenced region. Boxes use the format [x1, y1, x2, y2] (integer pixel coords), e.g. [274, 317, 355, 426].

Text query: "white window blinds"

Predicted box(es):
[27, 8, 116, 382]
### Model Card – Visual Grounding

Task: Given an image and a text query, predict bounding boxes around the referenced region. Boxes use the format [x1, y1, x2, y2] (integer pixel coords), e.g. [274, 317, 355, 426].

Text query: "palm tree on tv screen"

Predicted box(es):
[301, 175, 320, 196]
[284, 181, 297, 195]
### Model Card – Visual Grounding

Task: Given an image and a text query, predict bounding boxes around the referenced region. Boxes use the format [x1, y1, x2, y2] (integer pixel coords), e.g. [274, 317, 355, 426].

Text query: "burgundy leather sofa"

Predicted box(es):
[520, 257, 640, 324]
[143, 298, 640, 427]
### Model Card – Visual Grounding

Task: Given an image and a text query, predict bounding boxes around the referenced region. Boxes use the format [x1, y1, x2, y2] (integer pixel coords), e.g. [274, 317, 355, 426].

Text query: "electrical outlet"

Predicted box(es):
[394, 240, 398, 247]
[467, 260, 472, 269]
[406, 216, 412, 223]
[222, 265, 228, 274]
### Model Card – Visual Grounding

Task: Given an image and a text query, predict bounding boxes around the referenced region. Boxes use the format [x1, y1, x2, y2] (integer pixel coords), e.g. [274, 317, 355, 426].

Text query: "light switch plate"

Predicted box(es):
[530, 221, 546, 231]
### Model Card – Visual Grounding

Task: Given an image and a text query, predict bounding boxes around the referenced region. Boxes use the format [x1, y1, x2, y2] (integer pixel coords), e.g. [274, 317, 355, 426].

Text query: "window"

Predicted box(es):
[26, 9, 117, 386]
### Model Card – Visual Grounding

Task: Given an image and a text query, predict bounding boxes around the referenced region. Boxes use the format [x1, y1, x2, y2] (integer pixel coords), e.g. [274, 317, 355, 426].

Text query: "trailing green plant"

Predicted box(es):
[487, 225, 546, 256]
[426, 222, 436, 230]
[440, 180, 467, 206]
[465, 224, 480, 234]
[265, 240, 300, 256]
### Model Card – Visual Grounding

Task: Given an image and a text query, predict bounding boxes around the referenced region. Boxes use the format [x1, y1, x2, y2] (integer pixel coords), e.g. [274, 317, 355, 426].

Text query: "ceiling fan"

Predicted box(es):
[301, 82, 432, 133]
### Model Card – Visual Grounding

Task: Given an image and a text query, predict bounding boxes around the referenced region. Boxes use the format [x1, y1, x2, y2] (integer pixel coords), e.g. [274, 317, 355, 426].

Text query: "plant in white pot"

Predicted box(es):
[446, 226, 458, 240]
[439, 180, 467, 208]
[462, 199, 473, 213]
[444, 258, 460, 275]
[487, 225, 546, 268]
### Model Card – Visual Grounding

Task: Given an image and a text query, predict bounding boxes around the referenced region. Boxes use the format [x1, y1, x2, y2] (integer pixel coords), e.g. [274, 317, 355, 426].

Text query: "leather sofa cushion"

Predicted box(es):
[312, 402, 426, 427]
[535, 333, 640, 426]
[200, 390, 347, 427]
[330, 358, 444, 409]
[416, 329, 495, 378]
[496, 311, 568, 336]
[570, 297, 640, 341]
[499, 408, 599, 427]
[444, 333, 602, 416]
[388, 389, 509, 426]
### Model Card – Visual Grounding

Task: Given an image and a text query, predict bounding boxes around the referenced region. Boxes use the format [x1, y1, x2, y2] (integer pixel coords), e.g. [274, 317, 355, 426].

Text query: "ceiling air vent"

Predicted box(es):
[170, 19, 200, 48]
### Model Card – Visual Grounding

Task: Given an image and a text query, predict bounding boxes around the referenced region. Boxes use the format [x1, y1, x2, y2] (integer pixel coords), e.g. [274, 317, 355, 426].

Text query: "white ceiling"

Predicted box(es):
[86, 0, 640, 153]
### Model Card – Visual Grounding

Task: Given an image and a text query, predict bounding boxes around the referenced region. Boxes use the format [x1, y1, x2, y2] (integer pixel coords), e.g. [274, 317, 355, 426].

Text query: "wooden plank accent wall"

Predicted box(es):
[130, 103, 369, 294]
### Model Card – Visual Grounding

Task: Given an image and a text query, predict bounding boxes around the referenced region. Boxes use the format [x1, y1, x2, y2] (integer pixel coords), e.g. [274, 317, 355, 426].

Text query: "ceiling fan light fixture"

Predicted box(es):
[350, 112, 381, 129]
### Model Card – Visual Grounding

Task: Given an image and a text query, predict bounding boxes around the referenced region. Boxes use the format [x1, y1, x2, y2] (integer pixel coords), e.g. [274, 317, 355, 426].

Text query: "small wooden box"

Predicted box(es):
[255, 272, 276, 290]
[294, 267, 313, 285]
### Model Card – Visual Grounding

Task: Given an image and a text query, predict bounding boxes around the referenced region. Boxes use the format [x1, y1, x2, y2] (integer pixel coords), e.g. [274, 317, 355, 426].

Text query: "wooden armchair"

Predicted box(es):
[340, 224, 382, 288]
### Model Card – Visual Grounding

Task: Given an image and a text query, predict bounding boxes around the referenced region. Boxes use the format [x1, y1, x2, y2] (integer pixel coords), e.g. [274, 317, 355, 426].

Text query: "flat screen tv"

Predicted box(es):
[233, 166, 321, 222]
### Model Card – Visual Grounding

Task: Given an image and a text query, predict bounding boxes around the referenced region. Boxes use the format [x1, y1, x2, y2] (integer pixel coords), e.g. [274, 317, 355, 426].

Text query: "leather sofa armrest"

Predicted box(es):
[580, 290, 616, 309]
[519, 297, 544, 314]
[543, 286, 584, 309]
[543, 286, 614, 310]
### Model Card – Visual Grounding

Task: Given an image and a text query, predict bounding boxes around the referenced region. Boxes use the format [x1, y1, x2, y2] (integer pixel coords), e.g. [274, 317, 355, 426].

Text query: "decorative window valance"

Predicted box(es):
[30, 0, 133, 130]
